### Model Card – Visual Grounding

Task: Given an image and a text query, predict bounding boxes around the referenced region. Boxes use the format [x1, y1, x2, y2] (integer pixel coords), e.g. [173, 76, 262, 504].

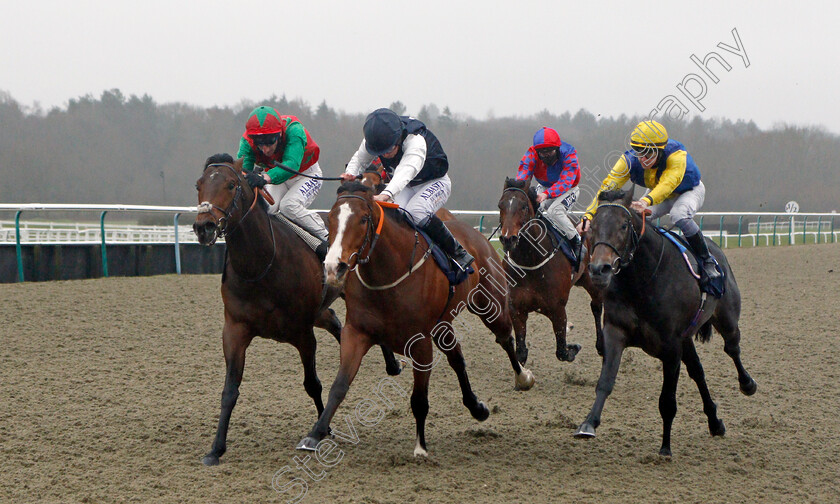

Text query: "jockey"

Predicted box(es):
[237, 106, 329, 260]
[577, 120, 720, 281]
[340, 108, 475, 272]
[516, 127, 584, 270]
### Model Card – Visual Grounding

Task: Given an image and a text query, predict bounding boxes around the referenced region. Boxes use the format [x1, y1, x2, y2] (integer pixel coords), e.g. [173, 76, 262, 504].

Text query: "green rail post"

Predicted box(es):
[14, 210, 24, 282]
[698, 215, 704, 234]
[755, 216, 761, 247]
[174, 213, 182, 274]
[772, 216, 778, 246]
[816, 217, 822, 244]
[100, 211, 109, 277]
[802, 216, 808, 245]
[478, 215, 484, 233]
[719, 216, 725, 248]
[737, 216, 743, 247]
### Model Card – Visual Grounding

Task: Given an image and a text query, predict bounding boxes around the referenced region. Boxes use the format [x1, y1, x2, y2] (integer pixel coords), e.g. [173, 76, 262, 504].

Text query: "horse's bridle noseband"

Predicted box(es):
[590, 203, 647, 274]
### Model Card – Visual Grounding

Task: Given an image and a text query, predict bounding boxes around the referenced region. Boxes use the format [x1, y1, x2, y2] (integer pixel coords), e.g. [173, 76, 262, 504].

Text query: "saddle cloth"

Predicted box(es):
[656, 227, 725, 298]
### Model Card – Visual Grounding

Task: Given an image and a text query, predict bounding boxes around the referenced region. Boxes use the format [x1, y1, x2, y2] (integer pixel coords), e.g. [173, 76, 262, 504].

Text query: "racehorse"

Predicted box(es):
[296, 181, 535, 456]
[574, 188, 757, 456]
[497, 177, 604, 364]
[193, 154, 401, 466]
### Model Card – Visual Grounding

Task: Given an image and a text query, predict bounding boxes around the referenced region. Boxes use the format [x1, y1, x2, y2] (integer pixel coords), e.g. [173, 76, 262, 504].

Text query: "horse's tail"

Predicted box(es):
[695, 320, 713, 343]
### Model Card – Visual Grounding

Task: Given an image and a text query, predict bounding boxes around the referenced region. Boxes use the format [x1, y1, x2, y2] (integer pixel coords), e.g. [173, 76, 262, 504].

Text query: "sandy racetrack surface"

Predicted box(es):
[2, 244, 839, 503]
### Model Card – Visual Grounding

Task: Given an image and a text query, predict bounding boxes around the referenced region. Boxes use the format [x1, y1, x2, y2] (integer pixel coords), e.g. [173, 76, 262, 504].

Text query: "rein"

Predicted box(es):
[271, 162, 347, 181]
[336, 195, 429, 290]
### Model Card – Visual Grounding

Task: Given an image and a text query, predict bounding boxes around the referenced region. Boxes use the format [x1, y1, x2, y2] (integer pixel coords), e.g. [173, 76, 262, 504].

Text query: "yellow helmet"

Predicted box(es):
[630, 120, 668, 149]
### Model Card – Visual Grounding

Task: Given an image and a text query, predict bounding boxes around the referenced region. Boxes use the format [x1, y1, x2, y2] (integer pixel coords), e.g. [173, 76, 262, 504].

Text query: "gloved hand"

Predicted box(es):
[245, 171, 267, 188]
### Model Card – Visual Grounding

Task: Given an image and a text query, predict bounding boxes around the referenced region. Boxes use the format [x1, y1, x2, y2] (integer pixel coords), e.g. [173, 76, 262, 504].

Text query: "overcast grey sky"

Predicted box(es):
[2, 0, 837, 133]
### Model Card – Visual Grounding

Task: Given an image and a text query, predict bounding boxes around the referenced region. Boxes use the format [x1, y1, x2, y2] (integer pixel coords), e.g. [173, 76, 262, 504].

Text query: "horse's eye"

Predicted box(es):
[360, 216, 370, 224]
[621, 223, 628, 230]
[228, 182, 235, 190]
[195, 183, 199, 190]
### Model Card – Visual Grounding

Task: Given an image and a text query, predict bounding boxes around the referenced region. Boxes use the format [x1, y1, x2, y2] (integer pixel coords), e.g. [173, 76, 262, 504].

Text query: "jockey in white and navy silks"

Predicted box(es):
[578, 120, 720, 281]
[341, 108, 474, 272]
[516, 127, 584, 264]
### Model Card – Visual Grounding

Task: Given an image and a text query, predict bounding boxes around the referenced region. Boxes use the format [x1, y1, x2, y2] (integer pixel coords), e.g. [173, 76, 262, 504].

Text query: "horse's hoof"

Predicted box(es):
[557, 344, 581, 362]
[472, 401, 490, 422]
[740, 379, 757, 396]
[514, 368, 535, 391]
[710, 418, 726, 437]
[296, 436, 320, 451]
[387, 358, 407, 376]
[574, 423, 596, 438]
[658, 447, 672, 458]
[201, 453, 220, 466]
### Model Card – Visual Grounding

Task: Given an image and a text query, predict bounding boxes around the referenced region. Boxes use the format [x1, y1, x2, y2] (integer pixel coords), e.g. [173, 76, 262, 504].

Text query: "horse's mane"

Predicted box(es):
[598, 189, 627, 203]
[204, 152, 235, 170]
[337, 181, 373, 195]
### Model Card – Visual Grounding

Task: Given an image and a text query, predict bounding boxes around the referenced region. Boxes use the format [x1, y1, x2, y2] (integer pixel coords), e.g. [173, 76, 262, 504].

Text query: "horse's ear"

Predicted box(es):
[622, 185, 635, 207]
[233, 158, 244, 171]
[504, 176, 516, 189]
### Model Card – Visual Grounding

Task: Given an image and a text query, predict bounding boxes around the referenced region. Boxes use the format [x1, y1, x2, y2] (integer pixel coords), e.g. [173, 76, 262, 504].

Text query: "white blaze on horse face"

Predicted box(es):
[325, 203, 352, 278]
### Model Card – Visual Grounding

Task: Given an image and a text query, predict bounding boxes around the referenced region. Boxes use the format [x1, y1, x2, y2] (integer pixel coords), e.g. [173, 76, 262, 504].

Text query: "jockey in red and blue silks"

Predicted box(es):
[516, 127, 584, 266]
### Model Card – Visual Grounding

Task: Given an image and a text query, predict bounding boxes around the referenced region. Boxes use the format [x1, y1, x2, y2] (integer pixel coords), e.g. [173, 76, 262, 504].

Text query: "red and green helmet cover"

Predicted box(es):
[245, 106, 284, 136]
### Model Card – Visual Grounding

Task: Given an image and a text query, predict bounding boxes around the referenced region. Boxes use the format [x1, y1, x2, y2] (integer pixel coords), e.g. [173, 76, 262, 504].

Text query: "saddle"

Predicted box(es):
[537, 214, 582, 270]
[401, 215, 473, 286]
[656, 227, 725, 298]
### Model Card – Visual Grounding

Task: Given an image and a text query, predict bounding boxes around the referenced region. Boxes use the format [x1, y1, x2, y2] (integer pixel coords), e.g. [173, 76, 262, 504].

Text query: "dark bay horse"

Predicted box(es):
[193, 154, 400, 466]
[574, 188, 757, 456]
[498, 177, 604, 364]
[296, 182, 534, 456]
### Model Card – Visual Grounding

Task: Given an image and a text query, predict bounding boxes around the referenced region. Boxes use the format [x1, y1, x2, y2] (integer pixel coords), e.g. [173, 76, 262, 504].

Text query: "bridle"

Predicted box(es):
[500, 186, 561, 270]
[334, 194, 430, 290]
[335, 194, 387, 267]
[197, 163, 260, 241]
[197, 162, 276, 282]
[590, 203, 647, 274]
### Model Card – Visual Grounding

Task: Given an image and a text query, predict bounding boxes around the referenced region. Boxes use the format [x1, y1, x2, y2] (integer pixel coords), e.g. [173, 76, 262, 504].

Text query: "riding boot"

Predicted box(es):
[422, 215, 475, 272]
[569, 234, 583, 273]
[686, 232, 720, 281]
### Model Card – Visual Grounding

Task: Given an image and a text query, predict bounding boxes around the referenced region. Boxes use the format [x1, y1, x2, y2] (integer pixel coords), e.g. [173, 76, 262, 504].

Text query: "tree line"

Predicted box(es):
[1, 89, 838, 214]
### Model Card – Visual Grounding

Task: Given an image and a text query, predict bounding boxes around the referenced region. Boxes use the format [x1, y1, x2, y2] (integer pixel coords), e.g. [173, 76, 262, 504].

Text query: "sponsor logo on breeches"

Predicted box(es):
[420, 181, 445, 201]
[298, 179, 322, 202]
[559, 190, 578, 209]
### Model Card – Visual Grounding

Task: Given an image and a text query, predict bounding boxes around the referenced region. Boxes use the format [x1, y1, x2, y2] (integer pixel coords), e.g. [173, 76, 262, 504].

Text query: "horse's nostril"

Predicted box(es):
[337, 262, 348, 276]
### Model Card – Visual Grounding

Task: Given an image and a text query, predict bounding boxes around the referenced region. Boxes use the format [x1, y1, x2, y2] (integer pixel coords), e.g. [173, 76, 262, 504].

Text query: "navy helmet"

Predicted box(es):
[363, 108, 403, 156]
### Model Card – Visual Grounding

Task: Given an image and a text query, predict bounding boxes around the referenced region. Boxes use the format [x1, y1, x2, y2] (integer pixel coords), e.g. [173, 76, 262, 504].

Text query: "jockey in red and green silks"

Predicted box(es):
[237, 106, 329, 257]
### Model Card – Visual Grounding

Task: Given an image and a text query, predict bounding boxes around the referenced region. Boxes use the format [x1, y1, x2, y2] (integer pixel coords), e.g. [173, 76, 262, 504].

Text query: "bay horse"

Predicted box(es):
[193, 154, 401, 466]
[574, 188, 757, 456]
[296, 182, 535, 456]
[498, 177, 604, 364]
